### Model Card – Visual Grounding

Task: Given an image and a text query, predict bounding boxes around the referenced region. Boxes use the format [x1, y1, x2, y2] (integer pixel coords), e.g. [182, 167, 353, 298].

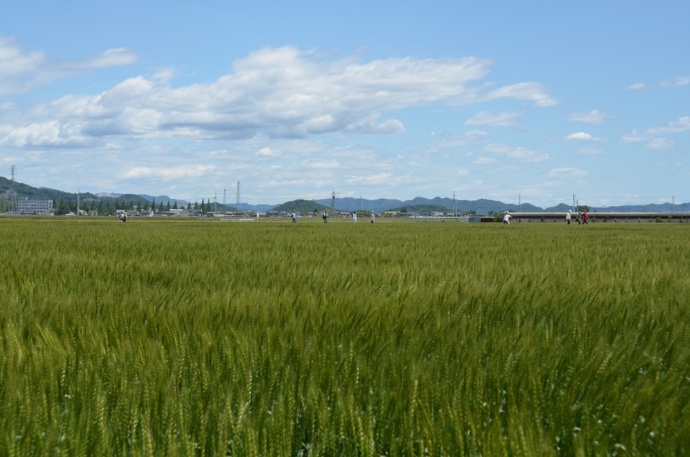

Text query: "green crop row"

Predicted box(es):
[0, 218, 689, 455]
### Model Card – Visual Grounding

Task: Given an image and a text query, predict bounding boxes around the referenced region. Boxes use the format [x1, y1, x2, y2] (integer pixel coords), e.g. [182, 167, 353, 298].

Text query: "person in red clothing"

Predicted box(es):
[581, 211, 589, 224]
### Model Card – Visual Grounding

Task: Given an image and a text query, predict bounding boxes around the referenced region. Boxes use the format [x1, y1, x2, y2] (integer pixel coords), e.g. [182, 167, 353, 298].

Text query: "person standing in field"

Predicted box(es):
[323, 211, 328, 223]
[566, 210, 572, 225]
[582, 211, 589, 225]
[291, 212, 297, 223]
[370, 211, 375, 223]
[502, 211, 511, 224]
[353, 212, 357, 223]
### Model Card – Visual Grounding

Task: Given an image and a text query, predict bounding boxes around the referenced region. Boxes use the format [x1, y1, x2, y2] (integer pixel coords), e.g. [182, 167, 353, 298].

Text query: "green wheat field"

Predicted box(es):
[1, 217, 689, 456]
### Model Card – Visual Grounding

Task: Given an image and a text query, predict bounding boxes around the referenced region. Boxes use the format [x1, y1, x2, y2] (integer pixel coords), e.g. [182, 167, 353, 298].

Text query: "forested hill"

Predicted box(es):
[0, 177, 93, 201]
[271, 200, 330, 214]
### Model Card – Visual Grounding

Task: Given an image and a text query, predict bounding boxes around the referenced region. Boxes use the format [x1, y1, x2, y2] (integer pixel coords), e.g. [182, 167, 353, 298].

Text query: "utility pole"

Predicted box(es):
[453, 191, 456, 218]
[331, 189, 336, 215]
[236, 181, 241, 214]
[10, 165, 17, 212]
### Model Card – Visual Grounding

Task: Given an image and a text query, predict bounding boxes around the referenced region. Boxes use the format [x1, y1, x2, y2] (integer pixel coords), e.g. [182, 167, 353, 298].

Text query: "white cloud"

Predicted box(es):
[621, 129, 647, 143]
[343, 115, 404, 134]
[546, 168, 588, 179]
[1, 120, 89, 147]
[483, 143, 549, 162]
[620, 117, 689, 147]
[0, 37, 46, 95]
[346, 173, 394, 185]
[300, 160, 341, 170]
[474, 157, 495, 165]
[648, 116, 690, 134]
[569, 109, 610, 125]
[3, 46, 503, 143]
[484, 82, 557, 107]
[647, 138, 674, 150]
[0, 37, 136, 97]
[85, 48, 137, 69]
[1, 43, 561, 149]
[121, 165, 216, 180]
[465, 111, 523, 128]
[565, 131, 600, 141]
[661, 76, 690, 87]
[675, 76, 690, 86]
[627, 83, 646, 91]
[257, 147, 281, 157]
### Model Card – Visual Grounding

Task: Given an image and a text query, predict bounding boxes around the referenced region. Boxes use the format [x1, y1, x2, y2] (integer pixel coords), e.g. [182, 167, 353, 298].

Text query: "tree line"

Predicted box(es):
[52, 197, 217, 216]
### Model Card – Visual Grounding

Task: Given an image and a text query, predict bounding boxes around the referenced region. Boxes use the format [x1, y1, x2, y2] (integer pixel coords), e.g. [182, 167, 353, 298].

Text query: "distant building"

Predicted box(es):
[18, 199, 53, 215]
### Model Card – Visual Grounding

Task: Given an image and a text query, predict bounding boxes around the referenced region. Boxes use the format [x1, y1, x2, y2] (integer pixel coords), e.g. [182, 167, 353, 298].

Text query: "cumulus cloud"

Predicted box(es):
[565, 132, 600, 141]
[0, 36, 136, 97]
[0, 37, 46, 95]
[2, 44, 559, 147]
[569, 109, 610, 125]
[1, 120, 90, 147]
[465, 111, 523, 128]
[627, 83, 646, 91]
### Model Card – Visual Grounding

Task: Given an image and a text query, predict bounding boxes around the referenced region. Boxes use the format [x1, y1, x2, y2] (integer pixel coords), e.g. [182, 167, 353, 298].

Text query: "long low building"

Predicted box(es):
[504, 211, 690, 223]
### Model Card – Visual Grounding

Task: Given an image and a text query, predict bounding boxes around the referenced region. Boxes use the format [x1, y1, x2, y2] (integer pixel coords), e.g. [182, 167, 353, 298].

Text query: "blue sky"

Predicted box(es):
[1, 1, 689, 207]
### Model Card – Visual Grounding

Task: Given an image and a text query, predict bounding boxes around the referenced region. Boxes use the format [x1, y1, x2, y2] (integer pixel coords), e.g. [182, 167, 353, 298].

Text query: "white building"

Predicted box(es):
[18, 199, 53, 215]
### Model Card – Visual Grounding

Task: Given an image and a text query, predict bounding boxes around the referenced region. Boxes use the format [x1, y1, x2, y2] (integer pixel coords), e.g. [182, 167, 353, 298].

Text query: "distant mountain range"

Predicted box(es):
[1, 177, 687, 215]
[306, 197, 688, 215]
